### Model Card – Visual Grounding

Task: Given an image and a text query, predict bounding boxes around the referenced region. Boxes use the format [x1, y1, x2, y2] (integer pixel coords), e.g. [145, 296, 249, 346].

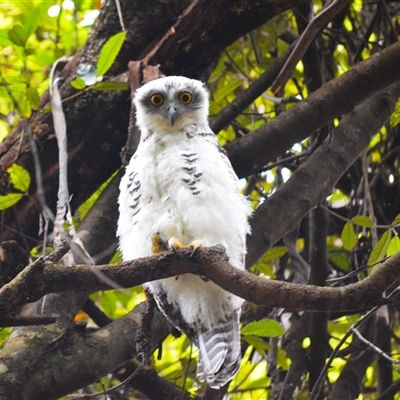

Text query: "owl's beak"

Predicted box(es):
[167, 107, 178, 126]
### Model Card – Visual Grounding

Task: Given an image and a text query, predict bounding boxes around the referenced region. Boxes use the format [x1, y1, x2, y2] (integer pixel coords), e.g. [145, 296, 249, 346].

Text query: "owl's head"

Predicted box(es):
[134, 76, 209, 133]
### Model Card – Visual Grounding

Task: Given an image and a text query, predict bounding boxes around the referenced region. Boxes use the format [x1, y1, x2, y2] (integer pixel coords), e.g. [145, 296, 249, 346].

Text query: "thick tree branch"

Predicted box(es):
[1, 245, 400, 316]
[0, 303, 171, 400]
[226, 40, 400, 178]
[246, 80, 400, 265]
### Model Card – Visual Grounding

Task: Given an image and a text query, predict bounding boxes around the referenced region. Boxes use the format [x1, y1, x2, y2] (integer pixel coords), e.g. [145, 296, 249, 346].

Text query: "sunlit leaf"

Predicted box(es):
[242, 319, 284, 337]
[26, 87, 40, 109]
[96, 31, 127, 77]
[22, 5, 42, 38]
[252, 262, 275, 278]
[70, 77, 86, 90]
[328, 190, 350, 207]
[8, 25, 28, 47]
[262, 246, 288, 262]
[91, 81, 129, 91]
[394, 213, 400, 224]
[0, 193, 24, 210]
[328, 250, 351, 272]
[351, 215, 373, 228]
[241, 334, 271, 357]
[389, 97, 400, 128]
[7, 163, 31, 192]
[368, 230, 392, 266]
[341, 222, 357, 251]
[0, 29, 13, 46]
[387, 236, 400, 257]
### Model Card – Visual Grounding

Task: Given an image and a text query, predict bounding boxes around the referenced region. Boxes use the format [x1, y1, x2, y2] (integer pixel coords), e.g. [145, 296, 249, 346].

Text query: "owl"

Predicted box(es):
[117, 76, 251, 388]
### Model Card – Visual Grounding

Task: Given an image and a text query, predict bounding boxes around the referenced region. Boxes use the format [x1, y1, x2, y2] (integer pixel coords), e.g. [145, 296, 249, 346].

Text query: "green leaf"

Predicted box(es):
[242, 319, 284, 338]
[394, 213, 400, 224]
[22, 6, 42, 39]
[91, 81, 129, 91]
[341, 222, 357, 251]
[262, 246, 288, 262]
[0, 29, 13, 46]
[252, 262, 275, 278]
[8, 25, 28, 47]
[0, 193, 24, 211]
[328, 251, 351, 272]
[387, 236, 400, 257]
[96, 31, 127, 77]
[390, 98, 400, 128]
[351, 215, 373, 228]
[70, 77, 87, 90]
[368, 230, 392, 266]
[241, 334, 271, 357]
[26, 87, 40, 109]
[7, 164, 31, 192]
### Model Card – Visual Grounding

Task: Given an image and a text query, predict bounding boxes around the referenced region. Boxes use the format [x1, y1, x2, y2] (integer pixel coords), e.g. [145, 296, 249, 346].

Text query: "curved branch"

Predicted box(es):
[246, 79, 400, 265]
[227, 40, 400, 178]
[1, 245, 400, 316]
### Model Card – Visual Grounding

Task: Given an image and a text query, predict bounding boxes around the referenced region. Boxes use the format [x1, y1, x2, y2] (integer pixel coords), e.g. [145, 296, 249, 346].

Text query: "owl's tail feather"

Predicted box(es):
[196, 311, 241, 389]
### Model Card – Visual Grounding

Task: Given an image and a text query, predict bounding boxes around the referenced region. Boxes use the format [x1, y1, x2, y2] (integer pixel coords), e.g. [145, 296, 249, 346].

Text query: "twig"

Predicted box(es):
[114, 0, 126, 32]
[351, 326, 400, 365]
[23, 120, 55, 223]
[209, 43, 294, 133]
[309, 286, 400, 400]
[66, 364, 142, 399]
[271, 0, 351, 94]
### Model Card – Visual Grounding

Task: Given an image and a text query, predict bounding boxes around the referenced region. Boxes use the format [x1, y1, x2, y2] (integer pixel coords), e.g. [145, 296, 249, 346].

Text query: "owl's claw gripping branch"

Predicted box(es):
[167, 237, 183, 254]
[188, 239, 203, 258]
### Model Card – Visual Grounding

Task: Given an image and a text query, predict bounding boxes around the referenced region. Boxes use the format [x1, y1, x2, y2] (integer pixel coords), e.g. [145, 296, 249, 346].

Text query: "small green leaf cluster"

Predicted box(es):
[70, 31, 129, 92]
[0, 1, 97, 140]
[0, 164, 31, 210]
[341, 214, 400, 267]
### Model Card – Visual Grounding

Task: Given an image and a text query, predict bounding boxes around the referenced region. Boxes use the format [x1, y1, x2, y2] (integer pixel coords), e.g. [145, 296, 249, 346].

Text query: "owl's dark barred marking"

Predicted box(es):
[117, 76, 251, 388]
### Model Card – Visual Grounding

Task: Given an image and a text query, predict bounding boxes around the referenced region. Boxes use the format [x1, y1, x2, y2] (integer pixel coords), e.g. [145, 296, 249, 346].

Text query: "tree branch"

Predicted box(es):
[246, 80, 400, 265]
[226, 40, 400, 178]
[1, 244, 400, 317]
[0, 303, 170, 400]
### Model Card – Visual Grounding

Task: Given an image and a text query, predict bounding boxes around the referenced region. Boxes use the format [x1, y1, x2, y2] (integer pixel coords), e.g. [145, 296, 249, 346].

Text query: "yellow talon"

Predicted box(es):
[188, 239, 203, 257]
[168, 237, 183, 252]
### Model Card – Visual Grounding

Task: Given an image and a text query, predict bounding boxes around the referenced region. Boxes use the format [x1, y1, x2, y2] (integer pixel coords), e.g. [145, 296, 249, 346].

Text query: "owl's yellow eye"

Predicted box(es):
[150, 93, 164, 107]
[179, 92, 193, 105]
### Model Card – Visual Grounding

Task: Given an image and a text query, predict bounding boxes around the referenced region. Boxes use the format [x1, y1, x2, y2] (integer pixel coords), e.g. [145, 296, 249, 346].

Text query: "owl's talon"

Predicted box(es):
[168, 237, 183, 254]
[189, 240, 203, 258]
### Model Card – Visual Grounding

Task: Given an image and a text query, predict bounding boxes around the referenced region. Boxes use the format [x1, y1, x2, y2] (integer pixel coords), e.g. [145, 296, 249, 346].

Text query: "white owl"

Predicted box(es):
[117, 76, 251, 388]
